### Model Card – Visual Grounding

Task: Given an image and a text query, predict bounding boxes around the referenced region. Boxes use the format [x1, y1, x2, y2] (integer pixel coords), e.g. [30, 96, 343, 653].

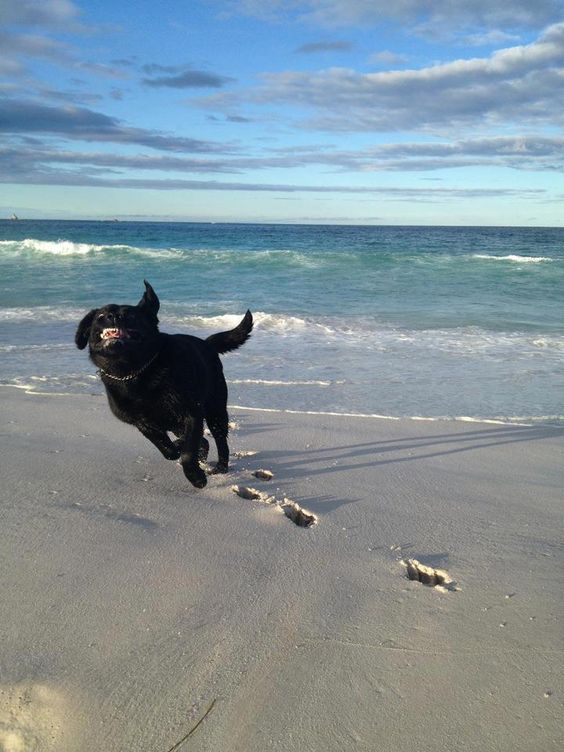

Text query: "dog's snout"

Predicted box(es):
[106, 311, 122, 326]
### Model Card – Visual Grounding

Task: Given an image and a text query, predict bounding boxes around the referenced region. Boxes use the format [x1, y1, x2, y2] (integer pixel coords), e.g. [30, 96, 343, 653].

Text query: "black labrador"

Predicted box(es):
[75, 281, 253, 488]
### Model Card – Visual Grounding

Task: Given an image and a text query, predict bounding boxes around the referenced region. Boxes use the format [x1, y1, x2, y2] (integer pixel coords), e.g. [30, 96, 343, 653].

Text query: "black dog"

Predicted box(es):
[75, 281, 253, 488]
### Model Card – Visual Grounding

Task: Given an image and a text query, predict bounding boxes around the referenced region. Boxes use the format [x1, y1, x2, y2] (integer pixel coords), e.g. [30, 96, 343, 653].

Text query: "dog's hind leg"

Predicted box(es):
[179, 416, 207, 488]
[206, 411, 230, 474]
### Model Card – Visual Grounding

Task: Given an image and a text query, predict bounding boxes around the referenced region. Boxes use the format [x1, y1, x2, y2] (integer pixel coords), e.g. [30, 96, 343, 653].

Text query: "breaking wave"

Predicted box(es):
[1, 238, 559, 274]
[0, 238, 183, 259]
[472, 254, 553, 263]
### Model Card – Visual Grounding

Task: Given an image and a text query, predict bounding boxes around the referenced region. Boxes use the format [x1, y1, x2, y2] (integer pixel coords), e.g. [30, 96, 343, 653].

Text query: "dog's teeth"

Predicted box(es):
[101, 328, 124, 340]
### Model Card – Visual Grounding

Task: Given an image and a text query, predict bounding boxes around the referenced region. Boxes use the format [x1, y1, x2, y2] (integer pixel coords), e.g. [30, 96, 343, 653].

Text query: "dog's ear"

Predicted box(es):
[75, 309, 97, 350]
[137, 280, 160, 318]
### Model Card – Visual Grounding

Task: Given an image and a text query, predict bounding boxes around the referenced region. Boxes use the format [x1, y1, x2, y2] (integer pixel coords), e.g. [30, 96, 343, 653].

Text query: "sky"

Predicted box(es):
[1, 0, 564, 225]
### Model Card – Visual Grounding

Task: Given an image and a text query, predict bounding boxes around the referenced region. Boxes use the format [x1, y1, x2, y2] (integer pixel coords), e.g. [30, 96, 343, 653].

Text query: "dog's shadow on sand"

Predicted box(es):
[231, 421, 283, 436]
[51, 499, 159, 531]
[254, 424, 563, 479]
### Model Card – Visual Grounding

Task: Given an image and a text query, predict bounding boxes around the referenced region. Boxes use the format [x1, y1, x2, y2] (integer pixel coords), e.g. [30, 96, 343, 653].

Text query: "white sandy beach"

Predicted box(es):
[1, 387, 563, 751]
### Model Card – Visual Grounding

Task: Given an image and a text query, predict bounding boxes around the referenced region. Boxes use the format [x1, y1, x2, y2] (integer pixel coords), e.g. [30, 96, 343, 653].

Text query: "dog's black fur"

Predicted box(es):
[75, 281, 253, 488]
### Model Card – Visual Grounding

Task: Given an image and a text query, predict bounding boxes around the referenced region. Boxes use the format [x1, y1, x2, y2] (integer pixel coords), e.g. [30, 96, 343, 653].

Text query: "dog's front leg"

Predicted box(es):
[178, 416, 207, 489]
[137, 424, 180, 460]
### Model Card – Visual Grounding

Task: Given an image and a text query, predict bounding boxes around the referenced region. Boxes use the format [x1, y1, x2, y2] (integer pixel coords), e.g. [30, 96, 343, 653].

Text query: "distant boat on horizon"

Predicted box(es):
[9, 213, 19, 221]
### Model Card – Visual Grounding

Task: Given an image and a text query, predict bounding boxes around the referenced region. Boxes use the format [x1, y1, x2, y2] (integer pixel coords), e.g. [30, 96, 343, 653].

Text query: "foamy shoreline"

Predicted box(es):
[1, 388, 563, 751]
[4, 382, 564, 426]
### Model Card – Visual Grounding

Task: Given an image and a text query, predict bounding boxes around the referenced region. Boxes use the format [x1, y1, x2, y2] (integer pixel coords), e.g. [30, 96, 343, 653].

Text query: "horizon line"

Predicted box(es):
[1, 216, 563, 229]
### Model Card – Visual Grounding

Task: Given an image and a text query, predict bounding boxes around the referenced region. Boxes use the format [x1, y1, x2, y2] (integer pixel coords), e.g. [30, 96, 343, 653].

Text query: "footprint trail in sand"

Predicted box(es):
[230, 484, 318, 528]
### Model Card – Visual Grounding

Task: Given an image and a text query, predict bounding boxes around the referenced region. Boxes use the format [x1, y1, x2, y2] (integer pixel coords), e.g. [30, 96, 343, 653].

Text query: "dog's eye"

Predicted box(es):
[97, 314, 105, 321]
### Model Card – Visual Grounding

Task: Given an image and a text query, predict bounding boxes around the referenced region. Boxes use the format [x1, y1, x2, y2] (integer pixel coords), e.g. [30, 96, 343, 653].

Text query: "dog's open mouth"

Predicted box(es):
[100, 327, 144, 346]
[100, 327, 143, 348]
[101, 327, 130, 341]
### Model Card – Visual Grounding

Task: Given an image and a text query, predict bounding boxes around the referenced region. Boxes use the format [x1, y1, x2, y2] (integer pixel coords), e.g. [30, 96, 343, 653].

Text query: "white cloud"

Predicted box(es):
[230, 0, 563, 32]
[5, 131, 564, 184]
[359, 136, 564, 171]
[464, 30, 521, 46]
[0, 31, 72, 64]
[0, 0, 80, 28]
[0, 24, 75, 78]
[368, 50, 408, 67]
[0, 160, 547, 199]
[0, 0, 97, 82]
[214, 23, 564, 132]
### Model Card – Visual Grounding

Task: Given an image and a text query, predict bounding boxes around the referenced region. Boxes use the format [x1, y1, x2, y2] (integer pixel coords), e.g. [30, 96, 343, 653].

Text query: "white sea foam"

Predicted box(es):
[0, 238, 112, 256]
[472, 253, 553, 263]
[0, 238, 325, 262]
[166, 312, 253, 330]
[2, 307, 563, 361]
[164, 311, 337, 336]
[229, 378, 336, 386]
[0, 238, 183, 259]
[254, 312, 336, 336]
[0, 375, 99, 396]
[0, 343, 71, 352]
[231, 405, 560, 426]
[0, 306, 86, 322]
[164, 312, 564, 355]
[3, 381, 561, 424]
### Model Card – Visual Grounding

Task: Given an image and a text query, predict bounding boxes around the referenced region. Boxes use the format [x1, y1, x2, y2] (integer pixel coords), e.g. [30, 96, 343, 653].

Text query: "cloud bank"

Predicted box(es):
[232, 0, 563, 32]
[204, 23, 564, 133]
[0, 99, 233, 153]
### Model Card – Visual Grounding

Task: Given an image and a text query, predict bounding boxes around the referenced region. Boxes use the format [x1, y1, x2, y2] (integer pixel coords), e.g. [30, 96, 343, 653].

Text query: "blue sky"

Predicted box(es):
[1, 0, 564, 224]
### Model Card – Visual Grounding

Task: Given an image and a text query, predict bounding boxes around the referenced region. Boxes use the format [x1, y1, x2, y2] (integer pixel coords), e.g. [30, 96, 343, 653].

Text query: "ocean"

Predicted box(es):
[1, 220, 563, 423]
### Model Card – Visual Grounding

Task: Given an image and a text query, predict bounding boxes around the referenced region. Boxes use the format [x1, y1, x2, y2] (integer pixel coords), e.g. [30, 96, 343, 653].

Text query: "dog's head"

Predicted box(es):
[75, 280, 160, 362]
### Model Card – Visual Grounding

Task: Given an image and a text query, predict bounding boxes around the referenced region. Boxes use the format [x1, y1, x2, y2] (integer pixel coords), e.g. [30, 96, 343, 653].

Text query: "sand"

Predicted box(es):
[1, 387, 563, 751]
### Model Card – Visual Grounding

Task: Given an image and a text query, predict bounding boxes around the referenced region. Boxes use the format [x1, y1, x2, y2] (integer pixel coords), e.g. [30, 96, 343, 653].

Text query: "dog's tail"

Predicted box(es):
[206, 310, 253, 354]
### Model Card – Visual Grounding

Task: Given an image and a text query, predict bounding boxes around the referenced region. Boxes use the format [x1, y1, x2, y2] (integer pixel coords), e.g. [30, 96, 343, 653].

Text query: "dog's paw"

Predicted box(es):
[183, 465, 208, 488]
[209, 462, 228, 475]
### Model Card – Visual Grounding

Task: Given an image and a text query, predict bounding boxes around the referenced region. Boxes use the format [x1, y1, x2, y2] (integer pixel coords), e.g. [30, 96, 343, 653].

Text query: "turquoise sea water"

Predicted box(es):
[1, 220, 563, 422]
